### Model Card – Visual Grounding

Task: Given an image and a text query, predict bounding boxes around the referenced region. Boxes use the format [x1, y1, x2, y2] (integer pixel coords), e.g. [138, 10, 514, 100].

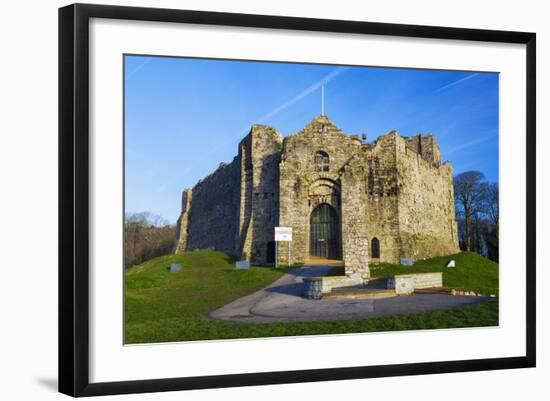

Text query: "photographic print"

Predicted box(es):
[123, 55, 499, 345]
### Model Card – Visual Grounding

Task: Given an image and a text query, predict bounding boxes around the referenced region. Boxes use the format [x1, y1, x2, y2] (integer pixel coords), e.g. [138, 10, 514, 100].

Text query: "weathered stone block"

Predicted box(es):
[302, 278, 323, 299]
[170, 263, 182, 272]
[387, 276, 415, 295]
[388, 272, 443, 294]
[400, 258, 414, 266]
[235, 260, 251, 269]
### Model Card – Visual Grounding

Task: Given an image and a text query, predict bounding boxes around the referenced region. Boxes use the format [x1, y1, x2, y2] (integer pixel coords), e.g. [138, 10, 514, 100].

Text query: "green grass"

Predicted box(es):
[125, 250, 292, 343]
[125, 250, 498, 344]
[370, 252, 499, 296]
[330, 252, 498, 294]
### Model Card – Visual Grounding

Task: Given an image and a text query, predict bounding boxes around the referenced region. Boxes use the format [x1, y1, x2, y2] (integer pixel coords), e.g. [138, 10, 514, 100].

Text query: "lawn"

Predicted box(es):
[125, 250, 498, 344]
[330, 252, 498, 295]
[371, 252, 499, 296]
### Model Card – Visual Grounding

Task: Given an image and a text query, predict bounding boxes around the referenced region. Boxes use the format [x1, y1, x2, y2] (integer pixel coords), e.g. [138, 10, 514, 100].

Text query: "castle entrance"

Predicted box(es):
[310, 203, 341, 259]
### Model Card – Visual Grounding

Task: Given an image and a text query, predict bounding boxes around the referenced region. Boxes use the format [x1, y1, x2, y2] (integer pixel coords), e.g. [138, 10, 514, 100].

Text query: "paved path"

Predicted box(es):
[209, 266, 491, 324]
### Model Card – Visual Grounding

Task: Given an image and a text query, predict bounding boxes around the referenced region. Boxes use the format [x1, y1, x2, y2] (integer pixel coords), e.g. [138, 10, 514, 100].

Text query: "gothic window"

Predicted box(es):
[314, 151, 330, 172]
[371, 237, 380, 259]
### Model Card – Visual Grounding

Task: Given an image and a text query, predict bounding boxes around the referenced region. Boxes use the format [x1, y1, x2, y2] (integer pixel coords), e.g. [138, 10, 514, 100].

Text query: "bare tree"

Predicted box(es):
[454, 171, 487, 252]
[484, 182, 499, 227]
[124, 212, 176, 268]
[482, 183, 499, 261]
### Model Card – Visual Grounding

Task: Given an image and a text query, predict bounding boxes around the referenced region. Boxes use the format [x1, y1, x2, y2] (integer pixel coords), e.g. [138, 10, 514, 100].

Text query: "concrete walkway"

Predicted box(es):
[208, 266, 491, 324]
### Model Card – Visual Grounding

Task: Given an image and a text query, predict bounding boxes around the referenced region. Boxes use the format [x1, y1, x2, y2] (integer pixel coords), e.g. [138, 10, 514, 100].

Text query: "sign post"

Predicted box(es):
[274, 227, 292, 268]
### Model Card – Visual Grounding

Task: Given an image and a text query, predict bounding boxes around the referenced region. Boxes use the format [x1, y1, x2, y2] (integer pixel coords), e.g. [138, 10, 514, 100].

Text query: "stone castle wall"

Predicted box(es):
[340, 165, 370, 278]
[343, 132, 458, 264]
[396, 136, 459, 259]
[175, 157, 241, 258]
[278, 116, 361, 266]
[174, 189, 192, 253]
[405, 133, 442, 166]
[175, 125, 282, 265]
[174, 115, 459, 272]
[238, 126, 282, 263]
[360, 133, 402, 264]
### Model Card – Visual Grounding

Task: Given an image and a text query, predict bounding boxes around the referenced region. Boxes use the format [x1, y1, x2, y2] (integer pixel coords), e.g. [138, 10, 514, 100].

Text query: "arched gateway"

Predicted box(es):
[310, 203, 341, 259]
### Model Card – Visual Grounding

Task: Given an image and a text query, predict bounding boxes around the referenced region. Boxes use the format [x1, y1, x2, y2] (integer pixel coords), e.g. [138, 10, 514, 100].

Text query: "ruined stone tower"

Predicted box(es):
[175, 115, 459, 278]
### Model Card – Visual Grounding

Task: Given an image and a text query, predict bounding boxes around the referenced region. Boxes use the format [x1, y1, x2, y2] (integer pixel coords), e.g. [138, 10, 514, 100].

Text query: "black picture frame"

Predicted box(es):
[58, 3, 536, 397]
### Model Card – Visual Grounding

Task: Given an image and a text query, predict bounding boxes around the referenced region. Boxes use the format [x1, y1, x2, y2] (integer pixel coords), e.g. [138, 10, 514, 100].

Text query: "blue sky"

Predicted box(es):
[125, 55, 499, 224]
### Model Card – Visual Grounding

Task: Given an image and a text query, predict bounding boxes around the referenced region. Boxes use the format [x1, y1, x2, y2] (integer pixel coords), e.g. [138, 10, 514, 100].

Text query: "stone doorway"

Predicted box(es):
[266, 241, 275, 264]
[310, 203, 341, 259]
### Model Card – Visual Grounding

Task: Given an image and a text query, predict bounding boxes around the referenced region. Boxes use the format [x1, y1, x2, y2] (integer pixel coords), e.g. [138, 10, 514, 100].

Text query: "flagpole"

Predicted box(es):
[321, 85, 324, 115]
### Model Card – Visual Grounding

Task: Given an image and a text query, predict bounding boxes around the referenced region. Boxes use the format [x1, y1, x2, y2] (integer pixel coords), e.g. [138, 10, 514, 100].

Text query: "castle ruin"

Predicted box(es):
[175, 115, 459, 279]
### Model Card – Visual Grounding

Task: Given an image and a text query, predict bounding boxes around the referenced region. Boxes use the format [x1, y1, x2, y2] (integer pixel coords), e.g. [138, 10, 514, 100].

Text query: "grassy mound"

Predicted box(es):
[125, 250, 498, 344]
[125, 250, 291, 343]
[370, 252, 499, 296]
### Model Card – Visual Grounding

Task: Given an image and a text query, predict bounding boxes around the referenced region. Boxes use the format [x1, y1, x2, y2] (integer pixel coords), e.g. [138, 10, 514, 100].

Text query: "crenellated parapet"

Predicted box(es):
[404, 133, 442, 166]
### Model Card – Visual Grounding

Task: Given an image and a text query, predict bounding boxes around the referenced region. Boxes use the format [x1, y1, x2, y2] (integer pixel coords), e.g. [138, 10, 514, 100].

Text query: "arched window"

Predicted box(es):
[314, 151, 330, 172]
[371, 237, 380, 259]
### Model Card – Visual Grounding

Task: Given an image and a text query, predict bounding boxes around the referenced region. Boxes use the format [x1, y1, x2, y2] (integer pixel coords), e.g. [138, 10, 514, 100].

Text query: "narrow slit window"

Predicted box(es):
[371, 237, 380, 259]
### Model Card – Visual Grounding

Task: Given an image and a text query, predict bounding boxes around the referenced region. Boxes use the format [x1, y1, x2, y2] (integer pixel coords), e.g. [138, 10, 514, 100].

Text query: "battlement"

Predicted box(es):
[404, 133, 442, 166]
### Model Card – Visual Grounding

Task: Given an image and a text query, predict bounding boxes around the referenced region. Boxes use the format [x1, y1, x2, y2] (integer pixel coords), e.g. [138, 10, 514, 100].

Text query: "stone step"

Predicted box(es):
[325, 287, 396, 300]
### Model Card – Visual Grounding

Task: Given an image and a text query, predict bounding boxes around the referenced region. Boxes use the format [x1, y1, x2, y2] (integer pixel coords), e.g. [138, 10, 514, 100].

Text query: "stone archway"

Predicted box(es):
[307, 178, 342, 261]
[310, 203, 341, 259]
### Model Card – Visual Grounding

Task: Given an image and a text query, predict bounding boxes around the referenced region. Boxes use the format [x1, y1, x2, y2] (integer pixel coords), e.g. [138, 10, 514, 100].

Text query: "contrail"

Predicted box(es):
[435, 73, 479, 93]
[444, 133, 497, 155]
[126, 57, 152, 79]
[200, 66, 349, 151]
[177, 66, 349, 186]
[254, 66, 348, 124]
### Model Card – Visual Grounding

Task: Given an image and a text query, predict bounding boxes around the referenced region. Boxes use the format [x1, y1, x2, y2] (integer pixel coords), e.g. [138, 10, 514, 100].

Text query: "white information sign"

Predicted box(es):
[274, 227, 292, 241]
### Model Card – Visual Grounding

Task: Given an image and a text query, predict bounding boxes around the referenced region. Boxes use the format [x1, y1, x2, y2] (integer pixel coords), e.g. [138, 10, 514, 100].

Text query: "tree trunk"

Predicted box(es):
[464, 208, 471, 251]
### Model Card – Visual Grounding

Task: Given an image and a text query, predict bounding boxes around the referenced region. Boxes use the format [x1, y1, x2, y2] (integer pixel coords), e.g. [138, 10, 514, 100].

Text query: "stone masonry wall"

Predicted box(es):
[278, 115, 361, 265]
[237, 133, 253, 259]
[238, 125, 282, 264]
[396, 136, 459, 260]
[182, 157, 241, 258]
[340, 165, 370, 279]
[174, 189, 192, 253]
[360, 133, 401, 264]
